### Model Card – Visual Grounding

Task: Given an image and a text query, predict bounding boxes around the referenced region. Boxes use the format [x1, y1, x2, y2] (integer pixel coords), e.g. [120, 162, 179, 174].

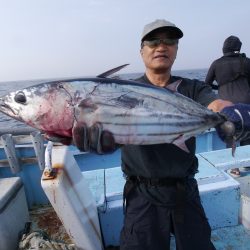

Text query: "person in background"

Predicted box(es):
[205, 35, 250, 177]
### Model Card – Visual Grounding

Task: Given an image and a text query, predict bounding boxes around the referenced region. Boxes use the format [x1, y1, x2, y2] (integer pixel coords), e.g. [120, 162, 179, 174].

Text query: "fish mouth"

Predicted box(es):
[0, 98, 17, 117]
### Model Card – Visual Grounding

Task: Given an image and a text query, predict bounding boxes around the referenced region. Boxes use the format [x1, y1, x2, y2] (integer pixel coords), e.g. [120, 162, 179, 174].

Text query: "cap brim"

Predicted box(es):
[142, 26, 183, 41]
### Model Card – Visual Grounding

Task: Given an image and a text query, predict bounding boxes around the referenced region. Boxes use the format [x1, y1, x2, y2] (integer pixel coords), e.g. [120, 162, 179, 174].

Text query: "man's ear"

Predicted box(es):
[140, 49, 143, 56]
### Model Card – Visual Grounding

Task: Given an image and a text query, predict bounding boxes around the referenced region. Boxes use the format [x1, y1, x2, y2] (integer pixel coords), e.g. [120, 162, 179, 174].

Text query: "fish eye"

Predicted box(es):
[14, 91, 27, 104]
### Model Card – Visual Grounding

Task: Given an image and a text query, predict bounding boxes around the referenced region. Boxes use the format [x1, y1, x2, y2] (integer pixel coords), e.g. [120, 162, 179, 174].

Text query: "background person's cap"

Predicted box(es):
[223, 35, 242, 54]
[141, 19, 183, 41]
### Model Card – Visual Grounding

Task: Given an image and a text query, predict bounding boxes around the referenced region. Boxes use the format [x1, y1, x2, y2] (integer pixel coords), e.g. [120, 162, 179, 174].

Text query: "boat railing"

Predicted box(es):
[0, 127, 45, 173]
[0, 127, 225, 174]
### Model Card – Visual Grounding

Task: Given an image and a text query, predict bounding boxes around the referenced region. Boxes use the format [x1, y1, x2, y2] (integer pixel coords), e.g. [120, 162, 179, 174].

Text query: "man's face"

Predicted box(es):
[140, 31, 178, 73]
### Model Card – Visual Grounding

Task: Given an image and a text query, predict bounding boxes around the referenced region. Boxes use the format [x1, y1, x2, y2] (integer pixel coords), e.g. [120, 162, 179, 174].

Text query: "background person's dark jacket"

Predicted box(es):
[205, 36, 250, 104]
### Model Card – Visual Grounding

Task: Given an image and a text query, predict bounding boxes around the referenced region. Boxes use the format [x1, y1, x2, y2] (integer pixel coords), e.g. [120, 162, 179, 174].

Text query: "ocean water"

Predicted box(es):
[0, 68, 208, 130]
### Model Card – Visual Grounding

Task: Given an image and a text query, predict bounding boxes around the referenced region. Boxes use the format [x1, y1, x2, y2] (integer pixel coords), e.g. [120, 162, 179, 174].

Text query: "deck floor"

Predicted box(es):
[212, 225, 250, 250]
[168, 225, 250, 250]
[29, 205, 72, 244]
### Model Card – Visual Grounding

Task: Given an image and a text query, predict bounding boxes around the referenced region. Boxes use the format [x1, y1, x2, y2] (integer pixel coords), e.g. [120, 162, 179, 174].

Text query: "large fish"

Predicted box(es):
[0, 65, 230, 152]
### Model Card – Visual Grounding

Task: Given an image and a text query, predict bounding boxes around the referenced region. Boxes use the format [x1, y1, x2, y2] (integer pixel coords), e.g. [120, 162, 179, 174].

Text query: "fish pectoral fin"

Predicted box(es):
[97, 64, 129, 78]
[172, 135, 190, 153]
[78, 98, 98, 113]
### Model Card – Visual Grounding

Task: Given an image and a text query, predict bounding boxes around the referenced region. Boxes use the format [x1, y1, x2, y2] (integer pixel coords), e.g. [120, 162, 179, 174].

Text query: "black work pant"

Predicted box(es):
[120, 181, 216, 250]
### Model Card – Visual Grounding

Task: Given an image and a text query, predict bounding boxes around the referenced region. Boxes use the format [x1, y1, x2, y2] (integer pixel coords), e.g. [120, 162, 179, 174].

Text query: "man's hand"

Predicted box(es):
[44, 123, 120, 154]
[217, 103, 250, 143]
[88, 123, 120, 154]
[72, 122, 120, 154]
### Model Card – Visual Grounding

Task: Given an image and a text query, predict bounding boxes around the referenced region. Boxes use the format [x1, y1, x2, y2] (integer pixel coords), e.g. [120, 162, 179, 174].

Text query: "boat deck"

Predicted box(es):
[212, 224, 250, 250]
[25, 172, 250, 250]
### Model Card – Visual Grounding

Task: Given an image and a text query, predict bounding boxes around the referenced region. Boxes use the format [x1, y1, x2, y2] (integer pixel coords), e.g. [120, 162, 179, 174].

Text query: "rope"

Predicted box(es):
[18, 231, 76, 250]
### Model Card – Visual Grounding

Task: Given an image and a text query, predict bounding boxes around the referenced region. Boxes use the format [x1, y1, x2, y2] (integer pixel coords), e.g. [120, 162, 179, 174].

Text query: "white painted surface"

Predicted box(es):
[240, 194, 250, 229]
[0, 177, 29, 250]
[41, 146, 103, 250]
[238, 175, 250, 230]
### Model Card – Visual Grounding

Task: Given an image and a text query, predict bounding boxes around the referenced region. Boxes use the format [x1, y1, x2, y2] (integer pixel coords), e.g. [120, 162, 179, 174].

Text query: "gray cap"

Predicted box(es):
[141, 19, 183, 41]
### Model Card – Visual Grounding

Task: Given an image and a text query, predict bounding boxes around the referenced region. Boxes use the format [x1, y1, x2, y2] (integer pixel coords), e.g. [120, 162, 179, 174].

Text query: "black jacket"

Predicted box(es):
[205, 52, 250, 103]
[121, 74, 217, 205]
[122, 75, 216, 179]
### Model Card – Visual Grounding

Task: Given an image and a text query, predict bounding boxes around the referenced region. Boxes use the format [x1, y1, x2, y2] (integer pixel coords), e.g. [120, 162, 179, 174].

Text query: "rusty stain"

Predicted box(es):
[30, 205, 72, 244]
[44, 170, 53, 177]
[53, 163, 64, 168]
[42, 168, 58, 180]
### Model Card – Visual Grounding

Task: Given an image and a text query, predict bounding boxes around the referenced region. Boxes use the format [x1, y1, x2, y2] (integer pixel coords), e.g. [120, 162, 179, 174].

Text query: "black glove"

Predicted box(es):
[73, 122, 120, 154]
[44, 123, 120, 154]
[88, 123, 120, 154]
[217, 103, 250, 143]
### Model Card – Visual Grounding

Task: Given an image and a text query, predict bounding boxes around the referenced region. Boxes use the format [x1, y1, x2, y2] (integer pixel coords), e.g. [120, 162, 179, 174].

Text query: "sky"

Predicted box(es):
[0, 0, 250, 81]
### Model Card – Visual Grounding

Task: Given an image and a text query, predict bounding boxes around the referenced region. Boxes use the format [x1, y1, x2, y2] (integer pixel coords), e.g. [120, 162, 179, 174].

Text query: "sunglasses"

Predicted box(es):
[142, 38, 178, 48]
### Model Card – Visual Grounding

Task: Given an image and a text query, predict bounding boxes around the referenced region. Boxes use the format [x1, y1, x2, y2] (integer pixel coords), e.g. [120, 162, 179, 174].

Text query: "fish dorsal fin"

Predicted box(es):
[97, 64, 129, 78]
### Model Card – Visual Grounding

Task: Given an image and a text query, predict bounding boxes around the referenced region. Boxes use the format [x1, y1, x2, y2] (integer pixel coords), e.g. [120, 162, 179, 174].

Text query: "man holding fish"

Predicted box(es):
[1, 18, 250, 250]
[118, 19, 250, 250]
